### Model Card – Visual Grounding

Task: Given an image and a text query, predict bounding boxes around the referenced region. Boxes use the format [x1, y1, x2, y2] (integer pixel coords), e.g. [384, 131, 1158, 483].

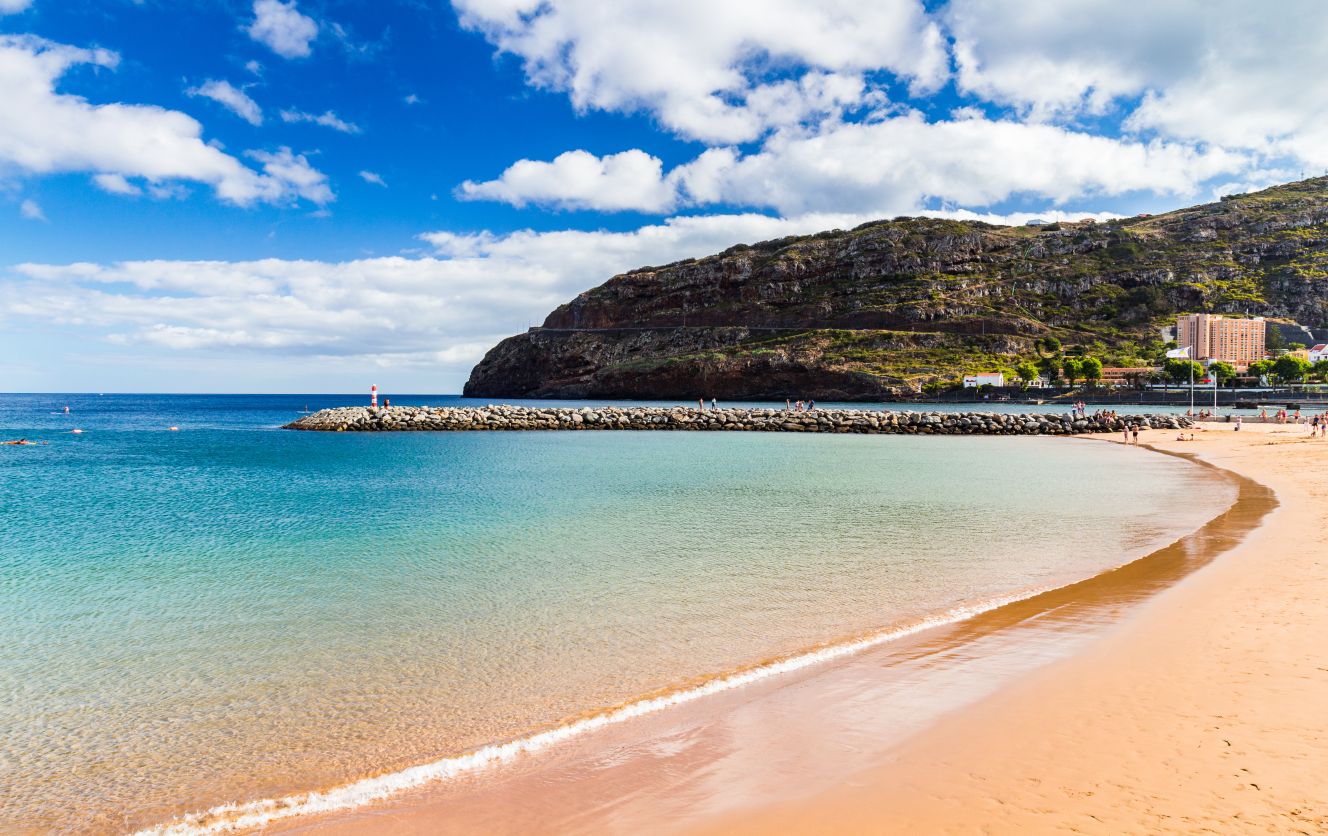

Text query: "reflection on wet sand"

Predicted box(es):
[280, 448, 1271, 836]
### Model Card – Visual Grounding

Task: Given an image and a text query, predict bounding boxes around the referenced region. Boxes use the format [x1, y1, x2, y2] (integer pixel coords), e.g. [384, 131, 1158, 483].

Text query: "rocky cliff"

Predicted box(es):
[465, 178, 1328, 400]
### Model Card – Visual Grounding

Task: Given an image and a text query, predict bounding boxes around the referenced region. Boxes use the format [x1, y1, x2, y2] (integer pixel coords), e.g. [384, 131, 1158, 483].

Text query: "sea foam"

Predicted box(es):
[136, 587, 1050, 835]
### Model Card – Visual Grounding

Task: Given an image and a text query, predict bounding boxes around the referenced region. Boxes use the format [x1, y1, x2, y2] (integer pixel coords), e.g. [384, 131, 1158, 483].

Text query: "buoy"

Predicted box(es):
[71, 429, 83, 434]
[168, 426, 179, 432]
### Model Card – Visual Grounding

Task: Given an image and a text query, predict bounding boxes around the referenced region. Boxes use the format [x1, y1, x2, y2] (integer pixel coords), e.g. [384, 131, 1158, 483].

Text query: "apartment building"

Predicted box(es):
[1175, 314, 1266, 368]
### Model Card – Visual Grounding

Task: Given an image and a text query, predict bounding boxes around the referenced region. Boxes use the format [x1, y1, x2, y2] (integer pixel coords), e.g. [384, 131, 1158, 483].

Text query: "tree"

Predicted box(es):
[1062, 357, 1083, 386]
[1080, 357, 1103, 387]
[1247, 359, 1273, 378]
[1208, 361, 1237, 387]
[1288, 342, 1307, 351]
[1035, 336, 1062, 358]
[1267, 326, 1285, 352]
[1312, 359, 1328, 382]
[1164, 358, 1203, 384]
[1272, 354, 1310, 383]
[1015, 361, 1039, 388]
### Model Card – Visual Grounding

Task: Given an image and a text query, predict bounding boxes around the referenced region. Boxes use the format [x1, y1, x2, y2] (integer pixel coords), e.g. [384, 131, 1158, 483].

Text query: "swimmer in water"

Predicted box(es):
[3, 438, 44, 445]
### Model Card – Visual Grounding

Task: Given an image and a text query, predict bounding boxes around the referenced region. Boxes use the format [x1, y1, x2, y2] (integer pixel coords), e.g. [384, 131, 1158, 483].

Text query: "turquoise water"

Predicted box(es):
[0, 395, 1234, 833]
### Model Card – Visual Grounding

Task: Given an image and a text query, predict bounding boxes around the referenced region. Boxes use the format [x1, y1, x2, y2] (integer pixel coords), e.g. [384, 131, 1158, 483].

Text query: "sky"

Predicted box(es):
[2, 1, 1326, 393]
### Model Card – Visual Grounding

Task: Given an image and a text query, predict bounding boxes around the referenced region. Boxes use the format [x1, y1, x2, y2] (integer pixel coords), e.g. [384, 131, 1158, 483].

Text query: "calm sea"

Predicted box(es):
[0, 394, 1233, 833]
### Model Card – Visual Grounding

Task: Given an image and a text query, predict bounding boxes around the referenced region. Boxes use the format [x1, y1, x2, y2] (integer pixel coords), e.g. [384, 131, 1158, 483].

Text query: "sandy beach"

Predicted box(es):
[708, 421, 1328, 834]
[272, 421, 1326, 835]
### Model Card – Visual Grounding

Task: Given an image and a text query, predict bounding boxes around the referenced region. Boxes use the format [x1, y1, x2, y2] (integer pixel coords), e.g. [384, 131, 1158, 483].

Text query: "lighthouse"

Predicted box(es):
[371, 384, 378, 408]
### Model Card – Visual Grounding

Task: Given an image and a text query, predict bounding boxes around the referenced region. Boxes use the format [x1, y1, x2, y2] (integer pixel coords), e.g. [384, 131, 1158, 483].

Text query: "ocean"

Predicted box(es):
[0, 394, 1234, 833]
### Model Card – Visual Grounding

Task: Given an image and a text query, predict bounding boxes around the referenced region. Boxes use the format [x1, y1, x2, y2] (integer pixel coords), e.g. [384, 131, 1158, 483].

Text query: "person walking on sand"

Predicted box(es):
[1235, 416, 1242, 432]
[1132, 425, 1140, 445]
[1123, 423, 1130, 443]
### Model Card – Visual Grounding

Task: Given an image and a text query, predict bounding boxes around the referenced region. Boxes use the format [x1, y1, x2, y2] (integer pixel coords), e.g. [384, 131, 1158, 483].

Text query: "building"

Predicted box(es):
[1100, 367, 1156, 387]
[1309, 344, 1328, 364]
[1176, 314, 1265, 369]
[962, 372, 1006, 388]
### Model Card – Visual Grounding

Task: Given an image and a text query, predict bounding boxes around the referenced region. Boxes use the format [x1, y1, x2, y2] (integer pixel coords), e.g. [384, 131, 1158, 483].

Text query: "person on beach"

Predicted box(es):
[785, 399, 792, 412]
[384, 398, 391, 409]
[808, 399, 816, 411]
[1235, 416, 1242, 431]
[711, 397, 718, 410]
[1123, 423, 1130, 443]
[1132, 425, 1140, 445]
[698, 398, 705, 412]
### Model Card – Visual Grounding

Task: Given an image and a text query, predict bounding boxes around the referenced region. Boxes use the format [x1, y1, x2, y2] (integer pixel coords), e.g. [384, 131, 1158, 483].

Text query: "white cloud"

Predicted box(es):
[248, 0, 318, 59]
[279, 108, 360, 133]
[244, 59, 262, 75]
[944, 0, 1328, 167]
[457, 114, 1244, 215]
[0, 36, 331, 206]
[0, 0, 32, 14]
[92, 173, 142, 195]
[452, 0, 947, 143]
[246, 147, 334, 205]
[359, 170, 387, 187]
[459, 149, 676, 212]
[19, 198, 45, 220]
[5, 205, 1136, 388]
[187, 79, 263, 126]
[2, 214, 873, 385]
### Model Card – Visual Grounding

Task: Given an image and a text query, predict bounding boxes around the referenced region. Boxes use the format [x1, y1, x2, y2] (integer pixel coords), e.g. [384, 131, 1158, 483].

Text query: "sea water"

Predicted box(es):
[0, 394, 1234, 833]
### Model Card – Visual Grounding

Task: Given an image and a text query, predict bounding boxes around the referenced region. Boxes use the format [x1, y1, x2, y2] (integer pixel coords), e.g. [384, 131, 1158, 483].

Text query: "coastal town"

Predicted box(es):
[962, 314, 1328, 393]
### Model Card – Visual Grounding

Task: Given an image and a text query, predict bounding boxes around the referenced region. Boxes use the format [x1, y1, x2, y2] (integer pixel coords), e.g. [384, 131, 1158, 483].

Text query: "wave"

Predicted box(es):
[134, 585, 1058, 835]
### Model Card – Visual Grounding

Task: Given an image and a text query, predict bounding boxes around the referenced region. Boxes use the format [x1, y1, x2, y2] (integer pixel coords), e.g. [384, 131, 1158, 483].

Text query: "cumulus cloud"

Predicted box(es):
[2, 204, 1130, 387]
[19, 198, 45, 220]
[0, 0, 32, 14]
[452, 0, 946, 143]
[459, 149, 677, 212]
[279, 108, 360, 133]
[0, 36, 331, 206]
[187, 79, 263, 125]
[248, 0, 318, 59]
[246, 147, 334, 205]
[458, 113, 1244, 215]
[358, 170, 386, 187]
[92, 173, 141, 195]
[945, 0, 1328, 167]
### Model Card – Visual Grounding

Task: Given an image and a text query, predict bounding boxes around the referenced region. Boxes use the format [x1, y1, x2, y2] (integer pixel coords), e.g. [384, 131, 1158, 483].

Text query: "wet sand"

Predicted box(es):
[706, 422, 1328, 834]
[263, 425, 1326, 835]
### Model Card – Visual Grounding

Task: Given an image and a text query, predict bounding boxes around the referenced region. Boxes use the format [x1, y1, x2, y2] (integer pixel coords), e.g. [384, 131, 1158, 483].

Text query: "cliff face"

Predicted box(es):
[465, 178, 1328, 399]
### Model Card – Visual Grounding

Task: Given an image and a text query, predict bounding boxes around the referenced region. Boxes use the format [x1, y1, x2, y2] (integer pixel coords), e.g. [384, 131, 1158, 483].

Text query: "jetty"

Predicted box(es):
[285, 405, 1190, 435]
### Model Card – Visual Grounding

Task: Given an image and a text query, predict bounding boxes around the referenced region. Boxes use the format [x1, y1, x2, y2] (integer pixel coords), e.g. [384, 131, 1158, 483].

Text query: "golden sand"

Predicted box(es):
[706, 422, 1328, 834]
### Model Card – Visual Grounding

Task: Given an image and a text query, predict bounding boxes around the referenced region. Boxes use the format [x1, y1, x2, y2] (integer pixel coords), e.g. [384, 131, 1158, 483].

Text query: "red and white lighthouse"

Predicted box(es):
[371, 384, 378, 407]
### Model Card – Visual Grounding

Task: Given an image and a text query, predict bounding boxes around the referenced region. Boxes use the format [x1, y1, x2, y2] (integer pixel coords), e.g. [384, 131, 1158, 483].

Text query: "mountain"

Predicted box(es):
[464, 178, 1328, 400]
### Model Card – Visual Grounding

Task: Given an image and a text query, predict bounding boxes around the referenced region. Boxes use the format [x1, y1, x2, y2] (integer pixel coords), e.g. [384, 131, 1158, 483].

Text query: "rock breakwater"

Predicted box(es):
[285, 406, 1190, 435]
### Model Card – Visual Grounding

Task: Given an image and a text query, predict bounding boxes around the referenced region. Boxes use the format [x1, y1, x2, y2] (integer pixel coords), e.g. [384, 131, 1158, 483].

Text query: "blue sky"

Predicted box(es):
[1, 1, 1324, 393]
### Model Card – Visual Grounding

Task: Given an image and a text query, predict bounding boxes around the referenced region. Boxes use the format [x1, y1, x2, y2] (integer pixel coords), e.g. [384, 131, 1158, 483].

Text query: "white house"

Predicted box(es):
[1309, 344, 1328, 363]
[962, 372, 1006, 388]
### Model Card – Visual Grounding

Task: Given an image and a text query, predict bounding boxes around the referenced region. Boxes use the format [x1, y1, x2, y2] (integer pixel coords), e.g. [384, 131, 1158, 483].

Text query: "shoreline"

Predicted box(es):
[189, 435, 1269, 835]
[703, 423, 1328, 834]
